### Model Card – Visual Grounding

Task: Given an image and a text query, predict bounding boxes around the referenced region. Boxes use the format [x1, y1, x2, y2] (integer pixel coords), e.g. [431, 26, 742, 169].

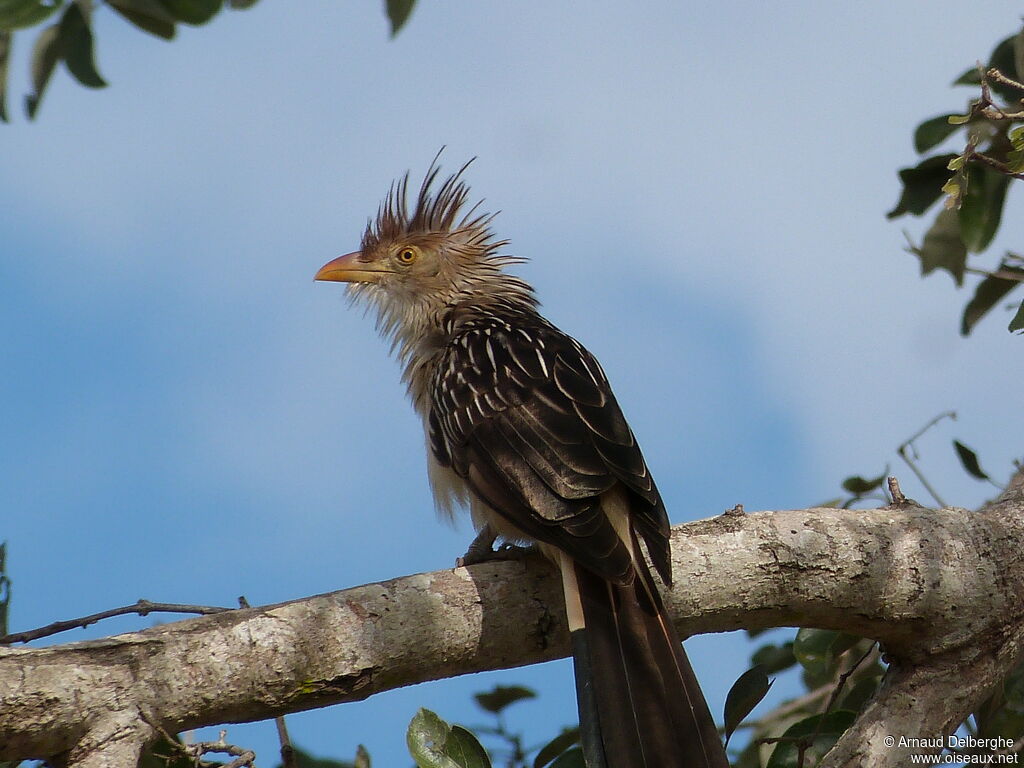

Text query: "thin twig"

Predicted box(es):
[887, 476, 908, 505]
[796, 641, 880, 765]
[759, 736, 807, 746]
[967, 150, 1024, 181]
[0, 599, 232, 644]
[277, 716, 298, 768]
[963, 265, 1024, 283]
[987, 67, 1024, 96]
[740, 685, 834, 730]
[818, 642, 878, 716]
[145, 718, 254, 768]
[976, 106, 1024, 121]
[185, 731, 257, 768]
[977, 67, 1024, 120]
[896, 411, 956, 508]
[755, 642, 879, 766]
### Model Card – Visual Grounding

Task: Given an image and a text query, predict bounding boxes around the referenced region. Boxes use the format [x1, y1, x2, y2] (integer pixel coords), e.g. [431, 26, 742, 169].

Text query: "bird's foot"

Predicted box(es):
[456, 526, 536, 567]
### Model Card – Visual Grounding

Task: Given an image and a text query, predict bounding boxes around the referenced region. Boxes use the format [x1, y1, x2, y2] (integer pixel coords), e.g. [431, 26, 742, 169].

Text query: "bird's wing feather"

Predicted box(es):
[429, 313, 671, 581]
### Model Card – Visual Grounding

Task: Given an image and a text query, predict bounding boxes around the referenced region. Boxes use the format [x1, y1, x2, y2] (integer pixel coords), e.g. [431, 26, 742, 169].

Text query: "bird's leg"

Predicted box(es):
[456, 524, 536, 566]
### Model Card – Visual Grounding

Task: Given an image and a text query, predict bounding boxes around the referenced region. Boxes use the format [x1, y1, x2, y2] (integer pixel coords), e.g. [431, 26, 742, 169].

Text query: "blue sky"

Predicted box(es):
[2, 1, 1022, 765]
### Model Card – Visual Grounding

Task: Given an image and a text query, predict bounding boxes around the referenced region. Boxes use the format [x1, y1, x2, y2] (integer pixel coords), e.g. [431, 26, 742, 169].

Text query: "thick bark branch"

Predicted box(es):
[2, 478, 1022, 766]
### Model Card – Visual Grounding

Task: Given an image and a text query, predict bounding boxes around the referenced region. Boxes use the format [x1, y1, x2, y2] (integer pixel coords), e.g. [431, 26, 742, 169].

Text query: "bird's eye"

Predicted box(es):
[397, 248, 417, 265]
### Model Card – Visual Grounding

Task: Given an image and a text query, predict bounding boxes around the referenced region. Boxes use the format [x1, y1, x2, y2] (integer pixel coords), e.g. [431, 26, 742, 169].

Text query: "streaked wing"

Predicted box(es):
[429, 311, 671, 582]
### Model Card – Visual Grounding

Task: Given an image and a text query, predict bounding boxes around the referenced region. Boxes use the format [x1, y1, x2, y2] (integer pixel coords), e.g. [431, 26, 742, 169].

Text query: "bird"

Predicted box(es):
[315, 158, 729, 768]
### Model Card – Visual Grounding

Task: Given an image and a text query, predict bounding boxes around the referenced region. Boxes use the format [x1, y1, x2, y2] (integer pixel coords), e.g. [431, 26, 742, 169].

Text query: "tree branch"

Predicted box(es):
[0, 599, 232, 645]
[1, 474, 1022, 766]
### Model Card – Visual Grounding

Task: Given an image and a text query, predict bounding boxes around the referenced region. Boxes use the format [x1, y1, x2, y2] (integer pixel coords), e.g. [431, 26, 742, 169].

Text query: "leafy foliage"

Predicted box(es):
[892, 26, 1024, 335]
[763, 711, 857, 768]
[961, 260, 1024, 335]
[952, 439, 992, 481]
[137, 734, 198, 768]
[408, 708, 492, 768]
[405, 685, 581, 768]
[818, 468, 888, 509]
[385, 0, 416, 38]
[730, 632, 883, 768]
[474, 685, 537, 714]
[0, 0, 420, 121]
[274, 744, 363, 768]
[724, 665, 772, 746]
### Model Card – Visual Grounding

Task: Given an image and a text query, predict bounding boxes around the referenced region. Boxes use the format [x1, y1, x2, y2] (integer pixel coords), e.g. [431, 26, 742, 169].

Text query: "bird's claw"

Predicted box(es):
[456, 527, 536, 567]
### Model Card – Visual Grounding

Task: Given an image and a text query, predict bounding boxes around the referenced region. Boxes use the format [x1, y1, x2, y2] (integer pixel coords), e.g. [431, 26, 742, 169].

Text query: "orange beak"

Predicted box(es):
[314, 251, 389, 283]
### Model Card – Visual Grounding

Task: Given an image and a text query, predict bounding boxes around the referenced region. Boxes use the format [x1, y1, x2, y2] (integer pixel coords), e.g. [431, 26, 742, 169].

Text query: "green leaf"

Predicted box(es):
[724, 665, 772, 746]
[953, 440, 991, 481]
[473, 684, 536, 714]
[156, 0, 221, 25]
[0, 0, 63, 31]
[733, 738, 765, 768]
[228, 0, 258, 6]
[1007, 126, 1024, 174]
[985, 708, 1024, 742]
[407, 709, 490, 768]
[138, 734, 195, 768]
[909, 207, 967, 286]
[829, 633, 862, 657]
[953, 66, 981, 87]
[443, 726, 491, 768]
[976, 674, 1024, 742]
[950, 33, 1022, 97]
[887, 154, 958, 219]
[354, 744, 371, 768]
[386, 0, 415, 37]
[548, 749, 585, 768]
[1010, 300, 1024, 333]
[941, 175, 961, 203]
[837, 676, 881, 712]
[1015, 27, 1024, 91]
[24, 21, 59, 118]
[958, 165, 1009, 253]
[408, 709, 461, 768]
[107, 0, 176, 40]
[58, 1, 105, 88]
[269, 745, 356, 768]
[988, 34, 1023, 101]
[841, 472, 886, 495]
[534, 728, 580, 768]
[793, 628, 839, 675]
[961, 262, 1024, 335]
[914, 115, 962, 153]
[751, 642, 797, 674]
[765, 710, 857, 768]
[1004, 660, 1024, 712]
[0, 31, 10, 121]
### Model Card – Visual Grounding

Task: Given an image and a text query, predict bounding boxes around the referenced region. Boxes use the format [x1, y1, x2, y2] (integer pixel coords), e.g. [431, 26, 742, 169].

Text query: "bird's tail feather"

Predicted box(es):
[569, 553, 728, 768]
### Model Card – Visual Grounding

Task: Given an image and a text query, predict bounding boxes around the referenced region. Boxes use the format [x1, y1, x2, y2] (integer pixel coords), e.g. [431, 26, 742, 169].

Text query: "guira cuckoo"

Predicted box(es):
[315, 160, 729, 768]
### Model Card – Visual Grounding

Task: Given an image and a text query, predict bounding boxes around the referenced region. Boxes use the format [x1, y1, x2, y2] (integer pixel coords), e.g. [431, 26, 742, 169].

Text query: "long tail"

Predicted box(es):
[561, 553, 729, 768]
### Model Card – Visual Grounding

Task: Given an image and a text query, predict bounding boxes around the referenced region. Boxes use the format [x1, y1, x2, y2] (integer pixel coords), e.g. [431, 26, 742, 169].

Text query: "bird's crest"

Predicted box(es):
[362, 154, 517, 268]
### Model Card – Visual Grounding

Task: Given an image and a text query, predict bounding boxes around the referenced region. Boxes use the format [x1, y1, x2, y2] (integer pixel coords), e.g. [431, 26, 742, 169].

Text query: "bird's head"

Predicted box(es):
[315, 159, 535, 353]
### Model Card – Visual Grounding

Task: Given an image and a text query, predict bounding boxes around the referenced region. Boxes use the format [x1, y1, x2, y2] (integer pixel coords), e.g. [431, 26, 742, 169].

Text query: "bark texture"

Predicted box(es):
[1, 473, 1022, 767]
